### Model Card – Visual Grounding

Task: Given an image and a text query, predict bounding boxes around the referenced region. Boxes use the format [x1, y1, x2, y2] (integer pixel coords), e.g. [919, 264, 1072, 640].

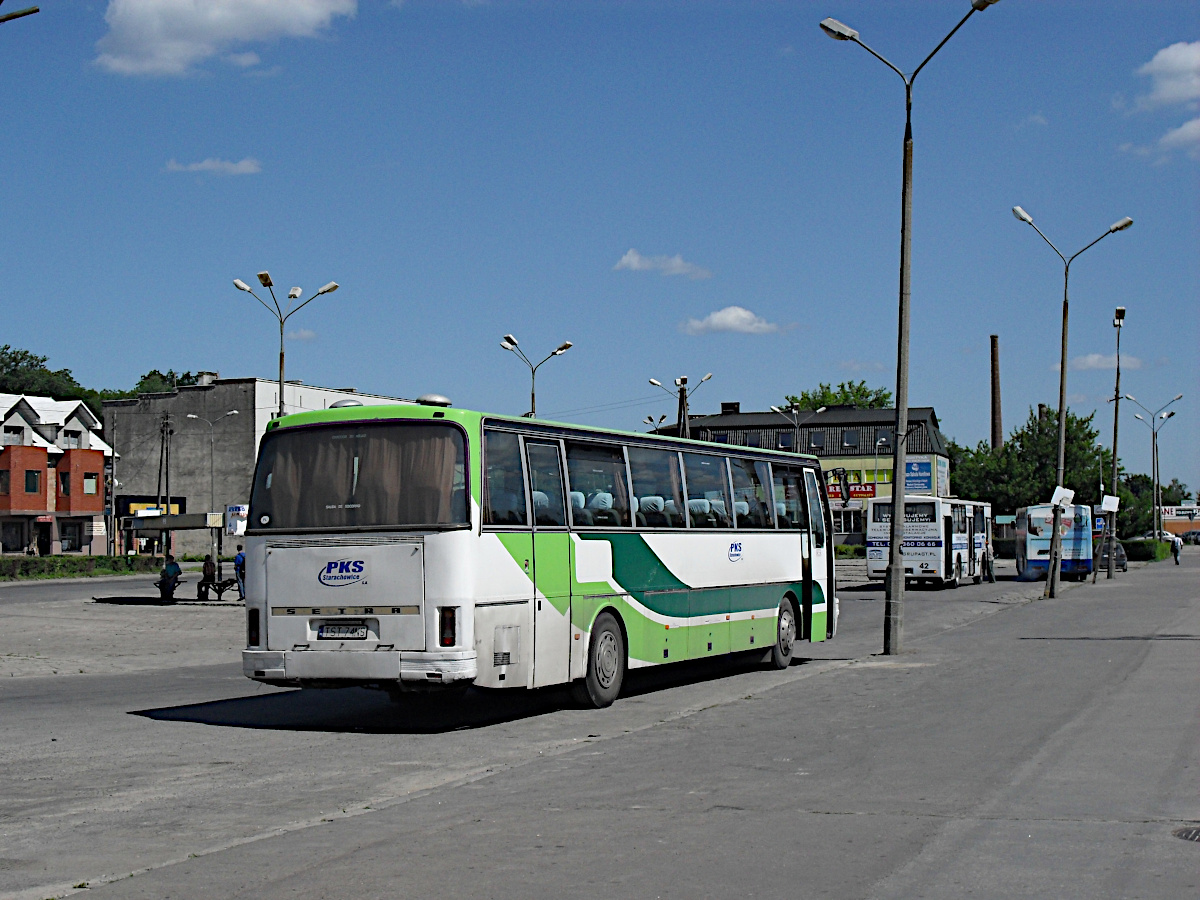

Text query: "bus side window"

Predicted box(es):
[628, 446, 685, 528]
[729, 457, 771, 529]
[682, 453, 732, 528]
[803, 469, 827, 549]
[482, 430, 528, 527]
[565, 441, 632, 528]
[771, 465, 806, 530]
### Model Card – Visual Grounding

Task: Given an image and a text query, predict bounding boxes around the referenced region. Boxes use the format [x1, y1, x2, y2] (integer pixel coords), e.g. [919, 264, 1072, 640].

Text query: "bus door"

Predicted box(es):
[803, 469, 830, 639]
[523, 440, 572, 688]
[943, 512, 955, 581]
[966, 506, 977, 578]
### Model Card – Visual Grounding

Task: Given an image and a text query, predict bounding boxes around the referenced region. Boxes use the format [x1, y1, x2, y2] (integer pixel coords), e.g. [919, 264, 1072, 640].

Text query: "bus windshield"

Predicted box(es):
[872, 502, 936, 524]
[250, 422, 468, 531]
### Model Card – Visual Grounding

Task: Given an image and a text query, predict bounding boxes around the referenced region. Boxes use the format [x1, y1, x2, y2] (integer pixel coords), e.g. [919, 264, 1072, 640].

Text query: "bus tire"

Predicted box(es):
[950, 558, 963, 589]
[769, 597, 797, 669]
[570, 612, 625, 709]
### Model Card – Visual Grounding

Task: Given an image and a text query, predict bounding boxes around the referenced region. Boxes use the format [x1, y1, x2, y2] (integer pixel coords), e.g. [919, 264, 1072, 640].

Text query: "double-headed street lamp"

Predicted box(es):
[186, 410, 239, 570]
[500, 335, 572, 419]
[649, 374, 712, 440]
[769, 404, 827, 453]
[1011, 207, 1133, 598]
[234, 272, 339, 419]
[1127, 393, 1183, 537]
[1103, 306, 1126, 579]
[821, 0, 1002, 655]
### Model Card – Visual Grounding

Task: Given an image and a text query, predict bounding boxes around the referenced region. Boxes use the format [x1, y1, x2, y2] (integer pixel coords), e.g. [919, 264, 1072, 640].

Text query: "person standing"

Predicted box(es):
[234, 544, 246, 600]
[1172, 533, 1182, 565]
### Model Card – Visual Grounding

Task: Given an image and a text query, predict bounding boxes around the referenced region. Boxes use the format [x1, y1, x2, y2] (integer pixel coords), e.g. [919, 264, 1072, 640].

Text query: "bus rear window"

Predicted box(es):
[250, 422, 468, 531]
[872, 502, 936, 524]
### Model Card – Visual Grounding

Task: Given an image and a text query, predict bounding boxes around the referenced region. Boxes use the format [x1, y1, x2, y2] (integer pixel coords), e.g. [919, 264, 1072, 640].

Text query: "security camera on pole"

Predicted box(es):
[649, 374, 712, 439]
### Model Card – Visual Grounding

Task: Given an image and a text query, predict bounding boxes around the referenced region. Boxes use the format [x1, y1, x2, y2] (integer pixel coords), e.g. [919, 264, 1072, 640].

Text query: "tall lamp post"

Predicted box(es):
[769, 404, 827, 452]
[1127, 392, 1183, 536]
[500, 335, 572, 418]
[1104, 306, 1125, 578]
[187, 410, 239, 573]
[649, 374, 712, 439]
[1011, 207, 1133, 598]
[234, 273, 339, 419]
[821, 0, 1002, 654]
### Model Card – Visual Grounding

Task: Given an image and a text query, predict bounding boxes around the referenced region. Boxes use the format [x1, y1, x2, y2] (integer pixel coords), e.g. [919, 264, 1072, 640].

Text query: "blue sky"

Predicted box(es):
[2, 1, 1196, 490]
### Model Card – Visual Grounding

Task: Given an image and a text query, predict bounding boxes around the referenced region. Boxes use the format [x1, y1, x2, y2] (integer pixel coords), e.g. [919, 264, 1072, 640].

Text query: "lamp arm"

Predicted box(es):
[850, 37, 907, 83]
[911, 6, 977, 83]
[246, 289, 283, 323]
[280, 292, 323, 324]
[1067, 228, 1112, 266]
[1026, 221, 1067, 266]
[265, 283, 284, 320]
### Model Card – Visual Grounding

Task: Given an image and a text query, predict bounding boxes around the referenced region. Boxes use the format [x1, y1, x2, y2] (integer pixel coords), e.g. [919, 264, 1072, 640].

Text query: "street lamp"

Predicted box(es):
[1011, 207, 1133, 598]
[769, 404, 827, 453]
[500, 335, 572, 418]
[821, 0, 1002, 654]
[643, 414, 668, 433]
[1128, 393, 1183, 537]
[1104, 305, 1126, 578]
[873, 433, 890, 490]
[186, 410, 239, 572]
[649, 374, 712, 439]
[234, 272, 339, 419]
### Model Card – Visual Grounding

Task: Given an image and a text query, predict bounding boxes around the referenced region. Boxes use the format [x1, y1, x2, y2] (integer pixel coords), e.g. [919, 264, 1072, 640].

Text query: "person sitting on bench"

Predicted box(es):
[157, 555, 183, 601]
[197, 554, 217, 600]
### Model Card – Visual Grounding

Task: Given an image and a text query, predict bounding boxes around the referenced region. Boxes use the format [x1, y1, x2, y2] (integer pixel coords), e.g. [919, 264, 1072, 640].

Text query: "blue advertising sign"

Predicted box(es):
[905, 460, 932, 493]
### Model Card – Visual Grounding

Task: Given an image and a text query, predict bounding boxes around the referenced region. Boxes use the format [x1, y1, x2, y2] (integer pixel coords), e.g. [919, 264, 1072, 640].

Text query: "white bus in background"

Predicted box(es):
[866, 496, 994, 588]
[1015, 504, 1093, 581]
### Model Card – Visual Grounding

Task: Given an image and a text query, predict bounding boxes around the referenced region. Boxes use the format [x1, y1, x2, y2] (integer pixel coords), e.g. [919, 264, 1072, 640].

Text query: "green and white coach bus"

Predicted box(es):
[241, 398, 838, 707]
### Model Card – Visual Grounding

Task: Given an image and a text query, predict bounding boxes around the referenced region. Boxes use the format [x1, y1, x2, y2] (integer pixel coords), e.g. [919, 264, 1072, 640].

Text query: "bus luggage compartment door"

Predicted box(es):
[264, 538, 426, 652]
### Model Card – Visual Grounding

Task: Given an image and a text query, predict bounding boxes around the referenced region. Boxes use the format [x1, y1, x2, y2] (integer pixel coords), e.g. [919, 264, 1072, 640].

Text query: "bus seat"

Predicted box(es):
[569, 491, 593, 526]
[775, 501, 790, 528]
[588, 492, 621, 526]
[688, 498, 714, 528]
[640, 495, 668, 527]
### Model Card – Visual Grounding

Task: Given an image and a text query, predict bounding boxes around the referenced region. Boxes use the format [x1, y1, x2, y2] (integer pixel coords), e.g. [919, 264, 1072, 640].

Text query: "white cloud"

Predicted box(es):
[1159, 117, 1200, 160]
[224, 52, 261, 68]
[166, 157, 262, 175]
[1069, 353, 1143, 372]
[1018, 112, 1048, 128]
[614, 248, 712, 280]
[681, 306, 778, 336]
[286, 328, 317, 341]
[96, 0, 357, 76]
[1136, 41, 1200, 109]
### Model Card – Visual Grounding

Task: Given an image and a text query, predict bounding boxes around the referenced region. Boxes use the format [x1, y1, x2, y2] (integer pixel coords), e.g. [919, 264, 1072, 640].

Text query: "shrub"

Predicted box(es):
[835, 544, 866, 559]
[0, 555, 160, 581]
[1122, 540, 1172, 562]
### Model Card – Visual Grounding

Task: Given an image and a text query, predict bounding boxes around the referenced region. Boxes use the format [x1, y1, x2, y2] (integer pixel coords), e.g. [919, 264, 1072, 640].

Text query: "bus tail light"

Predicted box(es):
[248, 608, 261, 647]
[439, 607, 456, 647]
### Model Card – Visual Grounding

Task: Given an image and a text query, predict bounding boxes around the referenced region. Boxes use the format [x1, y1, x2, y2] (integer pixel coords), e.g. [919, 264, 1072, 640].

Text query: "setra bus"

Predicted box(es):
[241, 399, 838, 707]
[1015, 503, 1093, 581]
[865, 495, 994, 587]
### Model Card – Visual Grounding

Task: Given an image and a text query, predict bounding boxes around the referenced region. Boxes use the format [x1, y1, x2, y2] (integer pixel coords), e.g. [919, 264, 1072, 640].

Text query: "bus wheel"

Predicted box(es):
[769, 597, 797, 669]
[570, 612, 625, 709]
[952, 558, 963, 589]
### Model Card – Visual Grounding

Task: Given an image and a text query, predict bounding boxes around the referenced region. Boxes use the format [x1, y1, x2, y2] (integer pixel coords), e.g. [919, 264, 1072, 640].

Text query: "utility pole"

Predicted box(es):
[1108, 307, 1124, 578]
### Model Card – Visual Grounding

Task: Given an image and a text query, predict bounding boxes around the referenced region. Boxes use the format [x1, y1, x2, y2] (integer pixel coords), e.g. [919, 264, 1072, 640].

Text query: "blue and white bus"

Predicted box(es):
[1015, 504, 1093, 581]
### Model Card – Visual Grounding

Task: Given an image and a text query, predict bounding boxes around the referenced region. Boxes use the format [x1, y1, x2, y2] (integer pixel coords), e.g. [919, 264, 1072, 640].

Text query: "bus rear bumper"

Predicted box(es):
[242, 649, 477, 685]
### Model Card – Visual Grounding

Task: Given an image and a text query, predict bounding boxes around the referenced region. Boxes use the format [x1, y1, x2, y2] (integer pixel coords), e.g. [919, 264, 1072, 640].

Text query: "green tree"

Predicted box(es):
[0, 345, 88, 401]
[132, 369, 199, 393]
[948, 406, 1111, 515]
[784, 380, 893, 411]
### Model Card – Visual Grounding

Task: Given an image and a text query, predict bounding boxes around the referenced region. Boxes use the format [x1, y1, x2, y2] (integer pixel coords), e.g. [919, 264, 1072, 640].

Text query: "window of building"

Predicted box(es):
[60, 471, 70, 496]
[0, 470, 8, 494]
[842, 430, 859, 449]
[744, 433, 759, 448]
[60, 521, 83, 553]
[3, 426, 22, 446]
[628, 446, 685, 528]
[712, 433, 729, 444]
[777, 432, 794, 451]
[482, 430, 527, 527]
[84, 473, 99, 495]
[565, 441, 631, 528]
[875, 429, 892, 450]
[25, 470, 40, 494]
[809, 431, 825, 450]
[62, 429, 82, 449]
[682, 453, 732, 528]
[729, 457, 772, 528]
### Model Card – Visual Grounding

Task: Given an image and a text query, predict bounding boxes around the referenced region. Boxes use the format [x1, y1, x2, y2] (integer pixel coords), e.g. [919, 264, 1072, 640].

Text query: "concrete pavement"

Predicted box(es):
[1, 551, 1195, 899]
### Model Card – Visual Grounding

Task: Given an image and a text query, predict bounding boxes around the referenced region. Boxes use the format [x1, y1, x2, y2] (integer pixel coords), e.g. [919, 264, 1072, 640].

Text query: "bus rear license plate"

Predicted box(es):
[318, 624, 368, 640]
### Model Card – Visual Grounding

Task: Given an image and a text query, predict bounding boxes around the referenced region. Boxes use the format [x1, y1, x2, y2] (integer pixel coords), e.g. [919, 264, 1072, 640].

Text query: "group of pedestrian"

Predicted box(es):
[158, 545, 247, 602]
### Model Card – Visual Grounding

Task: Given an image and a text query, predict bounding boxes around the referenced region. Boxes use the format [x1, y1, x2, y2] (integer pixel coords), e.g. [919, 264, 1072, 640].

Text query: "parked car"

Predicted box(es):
[1096, 539, 1128, 572]
[1181, 530, 1200, 545]
[1136, 530, 1173, 541]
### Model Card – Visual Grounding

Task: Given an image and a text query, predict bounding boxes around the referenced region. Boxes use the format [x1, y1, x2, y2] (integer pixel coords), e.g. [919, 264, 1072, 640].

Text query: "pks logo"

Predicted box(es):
[728, 541, 743, 563]
[318, 559, 366, 587]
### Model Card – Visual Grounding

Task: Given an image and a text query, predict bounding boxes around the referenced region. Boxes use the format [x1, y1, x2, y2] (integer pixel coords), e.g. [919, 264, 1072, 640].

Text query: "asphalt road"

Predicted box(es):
[1, 553, 1196, 899]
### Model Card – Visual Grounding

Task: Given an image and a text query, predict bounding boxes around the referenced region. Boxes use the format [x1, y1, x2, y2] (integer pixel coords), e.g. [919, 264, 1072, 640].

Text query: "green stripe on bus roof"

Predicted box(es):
[266, 404, 820, 461]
